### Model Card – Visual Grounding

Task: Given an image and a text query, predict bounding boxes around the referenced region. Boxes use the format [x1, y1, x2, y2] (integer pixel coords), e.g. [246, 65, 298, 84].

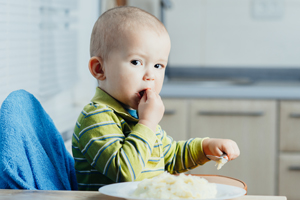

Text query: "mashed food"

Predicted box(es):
[133, 172, 217, 199]
[215, 158, 227, 170]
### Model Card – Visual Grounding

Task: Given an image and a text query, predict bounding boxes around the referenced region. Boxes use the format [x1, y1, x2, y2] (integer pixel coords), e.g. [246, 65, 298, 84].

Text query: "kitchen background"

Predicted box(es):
[0, 0, 300, 199]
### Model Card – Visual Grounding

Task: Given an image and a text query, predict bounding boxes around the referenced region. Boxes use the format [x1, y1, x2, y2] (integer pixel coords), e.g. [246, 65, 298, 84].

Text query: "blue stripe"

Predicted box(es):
[78, 183, 104, 187]
[141, 168, 164, 173]
[164, 144, 171, 157]
[79, 122, 116, 138]
[74, 158, 88, 162]
[82, 136, 124, 155]
[172, 153, 176, 172]
[182, 141, 187, 169]
[167, 135, 173, 143]
[154, 144, 162, 148]
[130, 134, 152, 153]
[93, 139, 120, 167]
[81, 111, 87, 116]
[75, 170, 101, 175]
[76, 122, 80, 128]
[160, 128, 165, 140]
[149, 158, 163, 162]
[72, 146, 81, 151]
[104, 154, 116, 176]
[84, 110, 112, 118]
[118, 165, 121, 182]
[127, 140, 145, 167]
[122, 150, 136, 180]
[73, 134, 79, 142]
[165, 161, 171, 169]
[121, 120, 126, 125]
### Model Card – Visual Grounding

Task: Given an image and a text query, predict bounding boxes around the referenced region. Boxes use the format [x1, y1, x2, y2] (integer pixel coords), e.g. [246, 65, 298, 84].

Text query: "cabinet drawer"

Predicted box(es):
[160, 99, 188, 141]
[279, 153, 300, 200]
[189, 99, 277, 195]
[280, 101, 300, 151]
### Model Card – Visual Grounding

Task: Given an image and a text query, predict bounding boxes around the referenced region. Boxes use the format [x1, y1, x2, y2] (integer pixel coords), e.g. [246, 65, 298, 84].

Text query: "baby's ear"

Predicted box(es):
[88, 56, 106, 80]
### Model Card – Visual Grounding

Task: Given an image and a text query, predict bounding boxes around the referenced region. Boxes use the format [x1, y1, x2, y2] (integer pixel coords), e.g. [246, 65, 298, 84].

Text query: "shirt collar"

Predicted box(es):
[91, 87, 139, 122]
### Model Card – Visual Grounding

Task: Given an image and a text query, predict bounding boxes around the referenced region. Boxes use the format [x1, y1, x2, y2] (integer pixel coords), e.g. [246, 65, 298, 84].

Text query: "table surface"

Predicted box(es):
[0, 189, 287, 200]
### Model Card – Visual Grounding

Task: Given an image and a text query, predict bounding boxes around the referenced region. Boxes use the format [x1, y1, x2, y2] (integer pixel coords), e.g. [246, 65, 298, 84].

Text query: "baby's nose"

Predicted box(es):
[143, 70, 155, 81]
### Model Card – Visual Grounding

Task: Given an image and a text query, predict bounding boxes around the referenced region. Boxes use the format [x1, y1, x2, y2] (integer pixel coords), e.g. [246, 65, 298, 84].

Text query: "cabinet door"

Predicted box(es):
[160, 99, 188, 141]
[280, 101, 300, 151]
[279, 153, 300, 200]
[189, 99, 277, 195]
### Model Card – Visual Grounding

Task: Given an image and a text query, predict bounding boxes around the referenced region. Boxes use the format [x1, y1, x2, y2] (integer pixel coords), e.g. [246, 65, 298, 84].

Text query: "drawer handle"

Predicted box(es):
[164, 110, 176, 115]
[290, 113, 300, 118]
[198, 111, 264, 117]
[289, 166, 300, 171]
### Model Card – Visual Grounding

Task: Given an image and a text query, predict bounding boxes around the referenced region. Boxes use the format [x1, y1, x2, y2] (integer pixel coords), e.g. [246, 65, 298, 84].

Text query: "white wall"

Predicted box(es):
[74, 0, 99, 106]
[0, 0, 100, 137]
[166, 0, 300, 68]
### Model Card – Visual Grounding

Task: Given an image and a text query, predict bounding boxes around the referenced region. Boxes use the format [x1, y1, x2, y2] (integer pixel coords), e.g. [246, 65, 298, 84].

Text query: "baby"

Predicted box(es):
[72, 6, 240, 191]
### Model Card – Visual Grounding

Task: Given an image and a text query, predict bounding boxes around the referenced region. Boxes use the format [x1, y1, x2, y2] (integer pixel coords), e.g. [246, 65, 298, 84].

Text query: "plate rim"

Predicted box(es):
[99, 181, 247, 200]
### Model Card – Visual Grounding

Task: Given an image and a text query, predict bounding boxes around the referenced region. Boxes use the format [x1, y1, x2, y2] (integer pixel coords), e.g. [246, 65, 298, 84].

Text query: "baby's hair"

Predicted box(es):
[90, 6, 167, 59]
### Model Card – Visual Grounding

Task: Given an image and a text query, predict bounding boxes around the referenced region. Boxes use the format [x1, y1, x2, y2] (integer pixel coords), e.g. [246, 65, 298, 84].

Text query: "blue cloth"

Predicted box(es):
[126, 108, 139, 119]
[0, 89, 78, 190]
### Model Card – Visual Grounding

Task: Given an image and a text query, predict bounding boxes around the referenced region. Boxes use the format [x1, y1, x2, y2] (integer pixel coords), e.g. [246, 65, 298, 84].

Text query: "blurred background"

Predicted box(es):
[1, 0, 300, 198]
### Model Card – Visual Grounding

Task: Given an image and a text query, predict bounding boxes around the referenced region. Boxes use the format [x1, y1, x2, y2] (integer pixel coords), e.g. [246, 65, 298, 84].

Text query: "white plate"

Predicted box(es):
[99, 181, 247, 200]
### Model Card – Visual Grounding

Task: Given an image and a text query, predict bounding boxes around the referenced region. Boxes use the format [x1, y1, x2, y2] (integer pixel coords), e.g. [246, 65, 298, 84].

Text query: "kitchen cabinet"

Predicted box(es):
[161, 98, 277, 195]
[279, 101, 300, 152]
[278, 101, 300, 199]
[189, 99, 277, 195]
[279, 153, 300, 200]
[160, 99, 188, 141]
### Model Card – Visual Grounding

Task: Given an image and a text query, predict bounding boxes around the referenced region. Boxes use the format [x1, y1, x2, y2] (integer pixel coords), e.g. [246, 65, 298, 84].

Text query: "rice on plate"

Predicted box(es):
[133, 172, 217, 199]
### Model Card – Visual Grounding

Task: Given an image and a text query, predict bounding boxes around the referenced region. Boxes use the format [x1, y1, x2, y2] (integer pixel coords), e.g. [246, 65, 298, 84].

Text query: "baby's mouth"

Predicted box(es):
[137, 89, 148, 99]
[138, 90, 145, 99]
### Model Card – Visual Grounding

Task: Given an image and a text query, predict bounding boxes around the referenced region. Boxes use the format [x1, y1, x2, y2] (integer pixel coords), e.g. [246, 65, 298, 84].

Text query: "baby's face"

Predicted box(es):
[101, 28, 171, 110]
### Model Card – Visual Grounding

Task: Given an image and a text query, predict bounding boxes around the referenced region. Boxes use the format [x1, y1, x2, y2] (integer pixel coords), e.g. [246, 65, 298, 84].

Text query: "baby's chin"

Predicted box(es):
[121, 101, 138, 110]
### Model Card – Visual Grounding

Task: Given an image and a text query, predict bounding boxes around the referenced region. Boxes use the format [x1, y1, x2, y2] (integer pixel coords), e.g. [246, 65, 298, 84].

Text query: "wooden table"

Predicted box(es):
[0, 189, 287, 200]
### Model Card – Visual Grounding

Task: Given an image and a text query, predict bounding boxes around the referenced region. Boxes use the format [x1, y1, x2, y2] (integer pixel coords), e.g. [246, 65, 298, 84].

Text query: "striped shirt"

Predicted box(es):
[72, 87, 210, 191]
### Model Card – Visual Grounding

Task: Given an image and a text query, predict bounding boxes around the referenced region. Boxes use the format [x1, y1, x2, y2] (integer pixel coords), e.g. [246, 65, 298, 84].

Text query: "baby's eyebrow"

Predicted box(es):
[126, 52, 168, 64]
[156, 58, 168, 64]
[126, 52, 147, 59]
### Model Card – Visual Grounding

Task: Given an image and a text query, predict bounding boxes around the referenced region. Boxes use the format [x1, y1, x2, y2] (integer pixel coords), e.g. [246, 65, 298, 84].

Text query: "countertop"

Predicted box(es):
[0, 189, 287, 200]
[160, 81, 300, 100]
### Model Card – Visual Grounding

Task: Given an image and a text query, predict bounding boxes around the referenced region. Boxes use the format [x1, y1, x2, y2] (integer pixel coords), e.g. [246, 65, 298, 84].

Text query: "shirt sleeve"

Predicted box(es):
[160, 128, 210, 174]
[74, 107, 157, 183]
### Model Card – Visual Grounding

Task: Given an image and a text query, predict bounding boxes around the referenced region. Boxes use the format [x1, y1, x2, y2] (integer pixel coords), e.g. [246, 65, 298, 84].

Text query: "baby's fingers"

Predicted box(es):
[225, 141, 240, 161]
[144, 89, 154, 101]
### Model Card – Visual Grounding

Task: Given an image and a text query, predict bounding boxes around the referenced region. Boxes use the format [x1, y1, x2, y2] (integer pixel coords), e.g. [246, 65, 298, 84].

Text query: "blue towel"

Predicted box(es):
[0, 89, 78, 190]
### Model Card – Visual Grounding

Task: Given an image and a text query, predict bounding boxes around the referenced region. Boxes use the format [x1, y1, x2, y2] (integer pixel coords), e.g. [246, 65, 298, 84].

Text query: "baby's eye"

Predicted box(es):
[154, 64, 163, 69]
[131, 60, 142, 66]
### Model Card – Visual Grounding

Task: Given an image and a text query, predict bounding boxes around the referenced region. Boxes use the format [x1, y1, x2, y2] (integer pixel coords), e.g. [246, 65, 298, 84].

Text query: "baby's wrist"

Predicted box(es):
[138, 119, 157, 133]
[202, 138, 212, 155]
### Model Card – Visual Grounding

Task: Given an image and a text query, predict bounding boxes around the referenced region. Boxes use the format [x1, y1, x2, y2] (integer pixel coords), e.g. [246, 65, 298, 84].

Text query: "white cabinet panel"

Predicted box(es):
[189, 99, 277, 195]
[279, 153, 300, 200]
[280, 101, 300, 151]
[160, 99, 188, 141]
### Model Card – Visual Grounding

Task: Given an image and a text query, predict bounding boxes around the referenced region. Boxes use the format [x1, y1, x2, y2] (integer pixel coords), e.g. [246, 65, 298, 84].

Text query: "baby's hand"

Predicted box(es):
[202, 138, 240, 161]
[138, 89, 165, 132]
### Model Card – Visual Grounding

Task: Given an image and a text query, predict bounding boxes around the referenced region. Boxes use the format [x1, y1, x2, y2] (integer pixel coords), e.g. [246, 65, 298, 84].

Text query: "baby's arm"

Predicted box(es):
[202, 138, 240, 161]
[161, 129, 211, 174]
[75, 106, 157, 183]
